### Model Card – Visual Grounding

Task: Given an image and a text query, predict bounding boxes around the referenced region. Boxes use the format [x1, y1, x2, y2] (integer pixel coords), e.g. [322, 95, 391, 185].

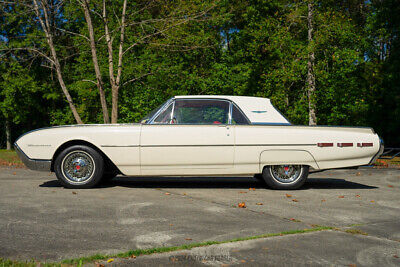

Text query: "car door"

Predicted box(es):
[140, 99, 234, 175]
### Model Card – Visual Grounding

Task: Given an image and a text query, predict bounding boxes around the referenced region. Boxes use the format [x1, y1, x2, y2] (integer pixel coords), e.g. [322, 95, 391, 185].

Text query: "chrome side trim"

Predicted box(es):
[101, 145, 139, 147]
[252, 122, 292, 126]
[140, 144, 316, 148]
[101, 144, 316, 148]
[14, 143, 51, 172]
[236, 143, 316, 147]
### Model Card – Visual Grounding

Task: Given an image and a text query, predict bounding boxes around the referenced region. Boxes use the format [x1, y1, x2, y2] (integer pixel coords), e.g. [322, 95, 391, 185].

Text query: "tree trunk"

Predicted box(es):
[82, 0, 110, 124]
[53, 54, 83, 124]
[33, 0, 83, 124]
[111, 0, 127, 124]
[5, 119, 11, 150]
[307, 1, 317, 126]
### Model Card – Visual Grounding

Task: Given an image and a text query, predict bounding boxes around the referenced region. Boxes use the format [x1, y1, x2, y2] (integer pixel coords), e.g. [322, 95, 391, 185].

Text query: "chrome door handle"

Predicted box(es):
[218, 125, 230, 130]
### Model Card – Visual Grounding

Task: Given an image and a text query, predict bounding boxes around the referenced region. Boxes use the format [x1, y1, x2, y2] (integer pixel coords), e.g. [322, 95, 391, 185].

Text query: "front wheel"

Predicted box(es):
[262, 165, 309, 190]
[54, 145, 104, 189]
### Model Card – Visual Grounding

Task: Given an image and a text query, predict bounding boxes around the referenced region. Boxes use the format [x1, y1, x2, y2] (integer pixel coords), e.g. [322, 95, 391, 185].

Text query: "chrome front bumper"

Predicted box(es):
[14, 144, 51, 172]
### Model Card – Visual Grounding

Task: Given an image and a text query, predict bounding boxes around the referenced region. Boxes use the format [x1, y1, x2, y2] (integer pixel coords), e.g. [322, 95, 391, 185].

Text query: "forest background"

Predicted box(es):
[1, 0, 399, 149]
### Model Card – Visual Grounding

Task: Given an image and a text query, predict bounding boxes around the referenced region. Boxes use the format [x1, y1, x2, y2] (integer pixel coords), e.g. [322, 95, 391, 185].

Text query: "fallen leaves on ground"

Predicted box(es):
[238, 202, 246, 208]
[394, 255, 399, 258]
[185, 238, 192, 240]
[130, 254, 136, 258]
[0, 158, 25, 168]
[355, 195, 361, 198]
[321, 199, 326, 202]
[256, 202, 263, 205]
[239, 191, 247, 194]
[374, 159, 388, 168]
[388, 185, 394, 188]
[285, 194, 292, 198]
[72, 192, 77, 195]
[338, 195, 345, 198]
[292, 199, 298, 202]
[290, 218, 301, 222]
[95, 263, 105, 267]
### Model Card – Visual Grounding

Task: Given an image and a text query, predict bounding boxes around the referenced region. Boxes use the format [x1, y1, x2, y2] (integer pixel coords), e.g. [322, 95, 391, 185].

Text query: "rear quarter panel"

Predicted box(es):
[234, 125, 380, 172]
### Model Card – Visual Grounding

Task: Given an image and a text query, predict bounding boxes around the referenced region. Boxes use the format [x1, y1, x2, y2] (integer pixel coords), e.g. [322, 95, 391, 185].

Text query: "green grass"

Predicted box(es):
[0, 149, 23, 168]
[0, 258, 64, 267]
[0, 149, 21, 164]
[388, 157, 400, 165]
[344, 229, 368, 235]
[61, 226, 333, 265]
[0, 226, 333, 266]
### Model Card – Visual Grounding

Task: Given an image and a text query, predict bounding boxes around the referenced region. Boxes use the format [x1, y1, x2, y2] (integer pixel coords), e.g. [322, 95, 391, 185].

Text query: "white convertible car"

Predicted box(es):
[15, 95, 383, 189]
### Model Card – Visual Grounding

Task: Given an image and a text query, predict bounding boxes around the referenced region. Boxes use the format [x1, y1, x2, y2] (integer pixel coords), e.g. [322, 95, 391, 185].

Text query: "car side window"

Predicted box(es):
[231, 104, 249, 125]
[173, 99, 229, 124]
[153, 103, 173, 124]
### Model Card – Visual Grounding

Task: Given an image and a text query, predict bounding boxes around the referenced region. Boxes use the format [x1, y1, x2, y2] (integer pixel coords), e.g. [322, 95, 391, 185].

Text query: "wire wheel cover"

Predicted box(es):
[270, 165, 302, 184]
[61, 151, 95, 183]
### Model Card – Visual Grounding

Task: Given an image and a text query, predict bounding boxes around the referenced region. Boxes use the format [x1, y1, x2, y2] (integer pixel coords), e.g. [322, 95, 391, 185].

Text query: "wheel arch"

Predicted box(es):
[259, 149, 319, 172]
[51, 140, 120, 174]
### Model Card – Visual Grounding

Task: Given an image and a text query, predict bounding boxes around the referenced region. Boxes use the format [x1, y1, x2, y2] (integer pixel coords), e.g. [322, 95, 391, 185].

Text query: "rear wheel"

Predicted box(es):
[262, 165, 309, 190]
[54, 145, 104, 189]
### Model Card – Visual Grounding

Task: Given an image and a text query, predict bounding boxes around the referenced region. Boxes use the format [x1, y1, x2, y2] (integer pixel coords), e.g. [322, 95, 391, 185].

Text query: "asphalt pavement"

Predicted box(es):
[0, 167, 399, 266]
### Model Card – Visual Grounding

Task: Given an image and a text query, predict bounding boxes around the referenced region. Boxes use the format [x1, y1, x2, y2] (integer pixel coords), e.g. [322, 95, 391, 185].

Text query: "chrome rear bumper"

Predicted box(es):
[14, 144, 51, 172]
[368, 137, 384, 165]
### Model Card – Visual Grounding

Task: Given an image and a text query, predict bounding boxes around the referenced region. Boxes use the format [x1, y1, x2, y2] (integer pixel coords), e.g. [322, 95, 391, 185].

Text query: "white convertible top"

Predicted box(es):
[174, 95, 290, 124]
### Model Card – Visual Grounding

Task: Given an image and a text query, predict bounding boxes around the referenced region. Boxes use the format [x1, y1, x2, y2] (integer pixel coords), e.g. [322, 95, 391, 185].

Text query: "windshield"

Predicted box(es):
[140, 100, 170, 123]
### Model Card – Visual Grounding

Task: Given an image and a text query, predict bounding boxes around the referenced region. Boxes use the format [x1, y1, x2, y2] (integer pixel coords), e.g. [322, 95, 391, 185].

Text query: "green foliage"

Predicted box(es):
[0, 0, 399, 146]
